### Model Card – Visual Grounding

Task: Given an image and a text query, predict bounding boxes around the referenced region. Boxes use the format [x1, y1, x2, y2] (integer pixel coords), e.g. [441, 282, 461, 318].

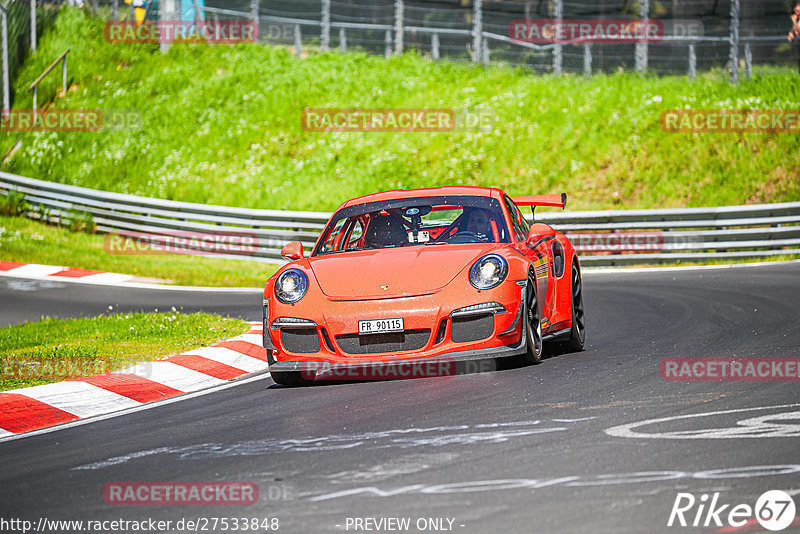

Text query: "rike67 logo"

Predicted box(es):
[668, 490, 797, 531]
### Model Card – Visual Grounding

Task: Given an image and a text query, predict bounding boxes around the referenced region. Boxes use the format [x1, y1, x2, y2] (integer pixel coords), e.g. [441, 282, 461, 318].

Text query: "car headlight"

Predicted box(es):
[274, 269, 309, 304]
[469, 254, 508, 290]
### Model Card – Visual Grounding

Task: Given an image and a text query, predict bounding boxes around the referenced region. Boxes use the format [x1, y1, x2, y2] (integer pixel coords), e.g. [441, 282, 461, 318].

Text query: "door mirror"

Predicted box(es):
[280, 241, 304, 261]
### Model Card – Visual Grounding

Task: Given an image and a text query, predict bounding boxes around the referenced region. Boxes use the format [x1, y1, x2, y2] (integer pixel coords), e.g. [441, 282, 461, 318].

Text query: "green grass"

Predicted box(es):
[2, 8, 798, 214]
[0, 215, 277, 287]
[0, 311, 250, 391]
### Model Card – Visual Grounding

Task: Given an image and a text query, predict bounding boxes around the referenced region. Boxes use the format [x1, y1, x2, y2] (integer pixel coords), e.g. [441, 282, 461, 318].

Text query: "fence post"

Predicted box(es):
[553, 0, 562, 74]
[729, 0, 739, 84]
[30, 0, 36, 52]
[635, 0, 649, 72]
[688, 43, 696, 80]
[294, 24, 301, 57]
[160, 0, 176, 54]
[0, 3, 7, 112]
[394, 0, 403, 55]
[320, 0, 330, 51]
[385, 29, 392, 58]
[130, 1, 135, 22]
[472, 0, 482, 63]
[482, 37, 489, 66]
[251, 0, 259, 42]
[744, 42, 752, 80]
[112, 0, 118, 21]
[339, 28, 346, 52]
[431, 32, 439, 60]
[583, 43, 591, 76]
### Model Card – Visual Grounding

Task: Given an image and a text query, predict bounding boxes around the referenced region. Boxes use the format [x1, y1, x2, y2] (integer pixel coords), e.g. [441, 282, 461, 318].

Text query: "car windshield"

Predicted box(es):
[313, 196, 510, 256]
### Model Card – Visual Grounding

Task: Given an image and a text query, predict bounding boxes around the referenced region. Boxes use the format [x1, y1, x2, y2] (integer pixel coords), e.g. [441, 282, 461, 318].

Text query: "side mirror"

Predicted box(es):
[280, 241, 304, 261]
[526, 223, 556, 249]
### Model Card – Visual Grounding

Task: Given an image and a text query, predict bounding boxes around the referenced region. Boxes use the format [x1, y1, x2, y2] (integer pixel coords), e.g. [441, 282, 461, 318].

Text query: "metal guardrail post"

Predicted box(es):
[384, 29, 392, 58]
[729, 0, 739, 85]
[30, 0, 36, 52]
[635, 0, 648, 72]
[472, 0, 482, 63]
[431, 32, 439, 60]
[294, 24, 301, 57]
[339, 27, 346, 52]
[160, 0, 175, 54]
[320, 0, 330, 51]
[482, 37, 489, 66]
[0, 1, 8, 113]
[583, 43, 591, 76]
[251, 0, 259, 42]
[553, 0, 562, 75]
[394, 0, 403, 55]
[744, 42, 752, 80]
[129, 1, 134, 22]
[112, 0, 118, 21]
[688, 43, 696, 80]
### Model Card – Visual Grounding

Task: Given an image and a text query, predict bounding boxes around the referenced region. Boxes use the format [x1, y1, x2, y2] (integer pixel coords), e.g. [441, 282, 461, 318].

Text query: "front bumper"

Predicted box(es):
[265, 281, 526, 368]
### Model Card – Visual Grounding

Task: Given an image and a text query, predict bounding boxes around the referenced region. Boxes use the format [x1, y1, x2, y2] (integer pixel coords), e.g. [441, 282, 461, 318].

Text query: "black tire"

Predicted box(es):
[269, 370, 310, 387]
[522, 269, 543, 365]
[564, 260, 586, 352]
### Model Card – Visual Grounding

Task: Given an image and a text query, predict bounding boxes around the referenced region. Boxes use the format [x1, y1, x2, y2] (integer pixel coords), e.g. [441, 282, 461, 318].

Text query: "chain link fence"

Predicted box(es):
[2, 0, 798, 109]
[237, 0, 795, 80]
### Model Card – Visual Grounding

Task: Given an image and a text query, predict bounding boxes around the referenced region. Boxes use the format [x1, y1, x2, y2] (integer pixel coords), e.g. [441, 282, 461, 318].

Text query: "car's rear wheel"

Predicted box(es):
[563, 260, 585, 352]
[269, 370, 310, 387]
[522, 270, 543, 364]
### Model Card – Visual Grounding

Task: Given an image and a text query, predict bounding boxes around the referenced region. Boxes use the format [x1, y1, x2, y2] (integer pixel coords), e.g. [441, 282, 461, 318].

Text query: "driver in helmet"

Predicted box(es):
[464, 208, 492, 241]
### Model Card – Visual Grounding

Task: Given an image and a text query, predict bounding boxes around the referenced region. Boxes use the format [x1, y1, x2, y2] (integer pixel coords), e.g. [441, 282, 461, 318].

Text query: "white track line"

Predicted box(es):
[584, 258, 800, 275]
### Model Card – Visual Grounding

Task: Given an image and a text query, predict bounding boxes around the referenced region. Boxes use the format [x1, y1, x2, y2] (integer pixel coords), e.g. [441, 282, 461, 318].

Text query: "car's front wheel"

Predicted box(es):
[522, 270, 543, 365]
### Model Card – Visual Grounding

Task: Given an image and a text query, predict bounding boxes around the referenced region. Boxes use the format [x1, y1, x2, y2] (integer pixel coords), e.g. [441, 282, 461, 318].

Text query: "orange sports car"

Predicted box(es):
[262, 186, 585, 386]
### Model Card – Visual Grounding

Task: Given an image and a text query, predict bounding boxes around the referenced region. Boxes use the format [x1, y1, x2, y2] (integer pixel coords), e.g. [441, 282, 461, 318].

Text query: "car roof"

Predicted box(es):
[337, 186, 505, 210]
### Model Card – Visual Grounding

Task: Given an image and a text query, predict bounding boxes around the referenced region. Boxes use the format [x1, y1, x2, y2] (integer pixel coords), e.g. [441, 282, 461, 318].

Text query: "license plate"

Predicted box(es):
[358, 317, 404, 335]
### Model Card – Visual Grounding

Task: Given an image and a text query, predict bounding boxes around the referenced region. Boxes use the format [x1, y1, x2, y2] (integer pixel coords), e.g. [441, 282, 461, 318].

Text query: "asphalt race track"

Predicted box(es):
[1, 263, 799, 533]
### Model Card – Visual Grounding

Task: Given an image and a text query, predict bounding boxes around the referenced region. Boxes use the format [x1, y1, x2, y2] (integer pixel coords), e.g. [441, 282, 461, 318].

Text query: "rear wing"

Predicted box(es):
[512, 193, 567, 210]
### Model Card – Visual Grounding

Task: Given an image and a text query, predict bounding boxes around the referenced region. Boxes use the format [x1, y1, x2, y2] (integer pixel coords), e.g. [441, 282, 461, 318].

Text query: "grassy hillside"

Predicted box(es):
[2, 7, 799, 212]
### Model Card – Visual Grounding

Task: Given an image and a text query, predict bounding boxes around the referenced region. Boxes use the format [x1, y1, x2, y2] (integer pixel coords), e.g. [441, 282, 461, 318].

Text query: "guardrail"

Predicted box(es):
[2, 171, 799, 266]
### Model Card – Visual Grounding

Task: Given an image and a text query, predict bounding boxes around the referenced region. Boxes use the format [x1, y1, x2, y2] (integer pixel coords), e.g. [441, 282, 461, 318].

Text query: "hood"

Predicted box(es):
[308, 245, 495, 300]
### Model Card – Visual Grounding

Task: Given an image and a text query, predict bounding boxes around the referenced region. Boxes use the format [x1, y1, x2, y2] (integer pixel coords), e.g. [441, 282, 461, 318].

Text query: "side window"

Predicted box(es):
[346, 219, 364, 248]
[514, 203, 530, 234]
[503, 196, 527, 242]
[321, 218, 347, 253]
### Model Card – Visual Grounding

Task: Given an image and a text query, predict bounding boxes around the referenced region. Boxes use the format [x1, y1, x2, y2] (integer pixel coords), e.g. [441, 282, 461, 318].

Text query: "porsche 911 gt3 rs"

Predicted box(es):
[263, 186, 585, 386]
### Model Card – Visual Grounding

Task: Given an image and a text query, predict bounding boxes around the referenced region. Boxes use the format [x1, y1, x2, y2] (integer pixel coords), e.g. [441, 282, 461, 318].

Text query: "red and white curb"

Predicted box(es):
[0, 322, 267, 437]
[0, 261, 263, 292]
[0, 261, 139, 284]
